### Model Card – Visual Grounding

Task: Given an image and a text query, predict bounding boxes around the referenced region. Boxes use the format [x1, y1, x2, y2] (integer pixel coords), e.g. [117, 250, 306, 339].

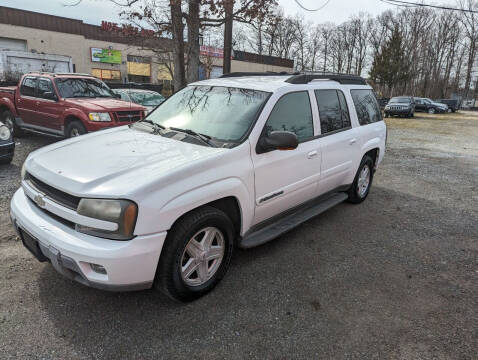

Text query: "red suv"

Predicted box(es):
[0, 73, 145, 138]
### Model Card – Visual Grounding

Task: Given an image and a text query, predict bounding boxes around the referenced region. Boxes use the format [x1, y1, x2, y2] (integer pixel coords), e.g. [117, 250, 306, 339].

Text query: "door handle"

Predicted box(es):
[307, 150, 318, 159]
[349, 138, 357, 145]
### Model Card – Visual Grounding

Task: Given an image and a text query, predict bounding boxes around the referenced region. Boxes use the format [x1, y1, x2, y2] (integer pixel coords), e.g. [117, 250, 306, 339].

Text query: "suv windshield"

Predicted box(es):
[145, 85, 269, 142]
[128, 91, 165, 106]
[55, 78, 115, 98]
[390, 97, 410, 104]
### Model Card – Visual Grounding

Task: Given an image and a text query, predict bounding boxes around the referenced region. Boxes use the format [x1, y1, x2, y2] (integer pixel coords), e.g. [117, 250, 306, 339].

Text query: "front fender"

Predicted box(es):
[62, 107, 89, 123]
[136, 177, 253, 236]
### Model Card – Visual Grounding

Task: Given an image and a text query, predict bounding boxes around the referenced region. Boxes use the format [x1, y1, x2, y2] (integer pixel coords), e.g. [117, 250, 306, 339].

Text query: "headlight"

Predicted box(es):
[76, 199, 138, 240]
[0, 125, 11, 140]
[88, 112, 112, 122]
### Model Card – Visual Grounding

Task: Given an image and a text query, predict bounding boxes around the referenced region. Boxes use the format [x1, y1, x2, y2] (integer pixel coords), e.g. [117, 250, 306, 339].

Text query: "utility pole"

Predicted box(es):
[223, 0, 234, 75]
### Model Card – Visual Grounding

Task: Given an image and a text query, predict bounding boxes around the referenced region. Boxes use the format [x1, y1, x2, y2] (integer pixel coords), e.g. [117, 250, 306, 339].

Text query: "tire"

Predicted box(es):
[384, 113, 389, 118]
[347, 155, 374, 204]
[65, 120, 87, 138]
[154, 206, 235, 302]
[428, 108, 436, 114]
[410, 112, 414, 118]
[1, 110, 25, 137]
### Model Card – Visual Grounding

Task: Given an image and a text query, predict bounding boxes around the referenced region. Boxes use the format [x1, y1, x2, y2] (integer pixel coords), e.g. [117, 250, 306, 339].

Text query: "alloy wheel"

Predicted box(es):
[180, 227, 225, 287]
[357, 165, 371, 198]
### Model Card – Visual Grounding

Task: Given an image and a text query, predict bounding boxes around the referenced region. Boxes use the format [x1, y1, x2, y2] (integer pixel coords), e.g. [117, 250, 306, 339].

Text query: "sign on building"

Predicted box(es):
[91, 48, 122, 64]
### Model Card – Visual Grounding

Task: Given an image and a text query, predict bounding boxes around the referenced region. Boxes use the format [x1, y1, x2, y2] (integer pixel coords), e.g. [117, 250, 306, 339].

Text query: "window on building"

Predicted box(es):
[20, 77, 37, 97]
[351, 89, 382, 125]
[127, 55, 151, 63]
[315, 90, 351, 134]
[92, 68, 121, 81]
[264, 91, 314, 142]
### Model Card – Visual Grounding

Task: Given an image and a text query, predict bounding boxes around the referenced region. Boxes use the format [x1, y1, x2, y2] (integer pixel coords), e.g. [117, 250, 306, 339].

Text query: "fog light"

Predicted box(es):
[90, 263, 107, 275]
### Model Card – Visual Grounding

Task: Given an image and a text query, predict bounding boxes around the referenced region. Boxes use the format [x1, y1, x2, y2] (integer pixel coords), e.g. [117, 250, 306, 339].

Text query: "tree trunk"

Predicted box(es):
[223, 0, 234, 74]
[170, 0, 186, 91]
[186, 0, 200, 83]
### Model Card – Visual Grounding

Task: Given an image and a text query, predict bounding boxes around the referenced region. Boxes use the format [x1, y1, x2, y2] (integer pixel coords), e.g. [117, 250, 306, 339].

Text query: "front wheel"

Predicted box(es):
[154, 206, 235, 302]
[347, 155, 374, 204]
[65, 120, 87, 138]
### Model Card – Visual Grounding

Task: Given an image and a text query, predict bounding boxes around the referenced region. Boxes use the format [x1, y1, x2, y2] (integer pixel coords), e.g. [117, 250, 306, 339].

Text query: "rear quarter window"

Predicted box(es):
[351, 89, 382, 125]
[20, 77, 37, 97]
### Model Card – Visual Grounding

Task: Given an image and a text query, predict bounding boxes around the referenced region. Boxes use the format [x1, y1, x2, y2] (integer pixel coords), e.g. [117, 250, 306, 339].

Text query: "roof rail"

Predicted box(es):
[285, 72, 367, 85]
[27, 72, 93, 77]
[220, 71, 296, 78]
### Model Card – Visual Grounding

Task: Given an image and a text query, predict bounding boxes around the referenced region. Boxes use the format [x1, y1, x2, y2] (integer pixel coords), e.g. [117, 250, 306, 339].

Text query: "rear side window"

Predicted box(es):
[20, 77, 37, 97]
[315, 90, 350, 134]
[264, 91, 314, 142]
[351, 90, 382, 125]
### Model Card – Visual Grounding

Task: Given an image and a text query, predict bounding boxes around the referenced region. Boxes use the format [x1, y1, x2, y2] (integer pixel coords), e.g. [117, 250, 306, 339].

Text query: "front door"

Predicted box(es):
[36, 77, 62, 132]
[251, 90, 322, 225]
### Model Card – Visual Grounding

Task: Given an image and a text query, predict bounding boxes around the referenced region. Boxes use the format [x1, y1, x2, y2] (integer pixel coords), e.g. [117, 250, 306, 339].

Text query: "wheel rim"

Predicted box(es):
[70, 128, 80, 137]
[180, 227, 225, 287]
[4, 115, 14, 133]
[357, 165, 371, 198]
[428, 109, 435, 114]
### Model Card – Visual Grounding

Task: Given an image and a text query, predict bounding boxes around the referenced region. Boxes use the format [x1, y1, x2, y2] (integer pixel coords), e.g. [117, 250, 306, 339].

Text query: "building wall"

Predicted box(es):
[0, 23, 293, 86]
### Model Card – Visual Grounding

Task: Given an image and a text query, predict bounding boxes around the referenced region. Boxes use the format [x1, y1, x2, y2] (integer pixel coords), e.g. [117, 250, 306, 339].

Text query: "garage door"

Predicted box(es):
[0, 38, 27, 51]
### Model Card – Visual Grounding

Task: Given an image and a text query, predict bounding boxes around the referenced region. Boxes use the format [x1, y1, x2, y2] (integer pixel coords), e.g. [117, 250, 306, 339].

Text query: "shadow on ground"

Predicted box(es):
[36, 186, 477, 359]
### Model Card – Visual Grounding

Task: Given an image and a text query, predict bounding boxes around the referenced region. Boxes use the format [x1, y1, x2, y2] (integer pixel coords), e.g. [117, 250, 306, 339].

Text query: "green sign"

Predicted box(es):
[91, 48, 122, 64]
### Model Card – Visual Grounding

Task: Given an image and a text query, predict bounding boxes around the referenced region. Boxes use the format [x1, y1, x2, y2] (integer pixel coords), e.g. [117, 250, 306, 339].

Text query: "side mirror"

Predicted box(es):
[257, 131, 299, 154]
[44, 91, 57, 101]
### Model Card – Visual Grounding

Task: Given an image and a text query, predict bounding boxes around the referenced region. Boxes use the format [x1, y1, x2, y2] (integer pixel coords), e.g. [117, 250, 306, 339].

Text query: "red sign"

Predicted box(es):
[101, 21, 155, 38]
[200, 45, 224, 58]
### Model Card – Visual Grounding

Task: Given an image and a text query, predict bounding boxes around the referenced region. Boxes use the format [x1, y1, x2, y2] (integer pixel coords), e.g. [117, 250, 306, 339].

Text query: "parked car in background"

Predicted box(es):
[437, 99, 460, 112]
[414, 97, 448, 114]
[113, 89, 165, 114]
[0, 72, 145, 138]
[0, 121, 14, 164]
[10, 72, 386, 302]
[384, 96, 415, 118]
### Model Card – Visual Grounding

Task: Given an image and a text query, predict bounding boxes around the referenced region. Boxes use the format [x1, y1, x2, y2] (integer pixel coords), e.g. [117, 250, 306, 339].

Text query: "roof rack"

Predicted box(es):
[285, 72, 367, 85]
[220, 71, 296, 78]
[27, 72, 93, 77]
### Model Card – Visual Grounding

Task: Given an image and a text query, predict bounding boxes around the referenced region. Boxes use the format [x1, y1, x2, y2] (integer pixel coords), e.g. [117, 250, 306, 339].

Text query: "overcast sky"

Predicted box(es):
[0, 0, 397, 25]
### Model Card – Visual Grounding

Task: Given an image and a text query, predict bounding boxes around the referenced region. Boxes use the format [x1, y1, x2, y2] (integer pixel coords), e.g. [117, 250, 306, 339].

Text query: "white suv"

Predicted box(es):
[10, 73, 386, 301]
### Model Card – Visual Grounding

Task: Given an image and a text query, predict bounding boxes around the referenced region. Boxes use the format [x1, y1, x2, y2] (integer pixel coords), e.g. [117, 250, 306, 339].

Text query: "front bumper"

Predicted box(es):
[10, 188, 167, 291]
[384, 108, 411, 115]
[0, 140, 15, 159]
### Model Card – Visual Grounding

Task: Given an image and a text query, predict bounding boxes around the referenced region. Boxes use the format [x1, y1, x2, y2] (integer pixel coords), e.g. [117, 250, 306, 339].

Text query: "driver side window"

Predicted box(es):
[264, 91, 314, 142]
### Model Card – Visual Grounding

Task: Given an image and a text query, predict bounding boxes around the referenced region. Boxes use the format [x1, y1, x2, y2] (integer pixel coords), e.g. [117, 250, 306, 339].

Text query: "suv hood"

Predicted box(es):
[26, 127, 227, 197]
[64, 98, 145, 112]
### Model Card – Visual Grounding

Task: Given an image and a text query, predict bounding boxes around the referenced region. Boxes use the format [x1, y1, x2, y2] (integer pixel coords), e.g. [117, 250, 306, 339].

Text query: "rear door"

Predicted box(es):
[251, 90, 322, 225]
[314, 89, 360, 194]
[36, 77, 63, 131]
[16, 76, 39, 126]
[415, 98, 425, 112]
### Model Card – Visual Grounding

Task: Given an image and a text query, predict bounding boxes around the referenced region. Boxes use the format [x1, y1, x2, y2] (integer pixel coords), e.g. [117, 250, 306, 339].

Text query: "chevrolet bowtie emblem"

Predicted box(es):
[34, 194, 46, 208]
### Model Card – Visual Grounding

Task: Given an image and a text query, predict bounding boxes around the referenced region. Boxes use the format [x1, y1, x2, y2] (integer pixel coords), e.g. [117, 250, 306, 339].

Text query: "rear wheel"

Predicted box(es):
[154, 206, 235, 302]
[65, 120, 87, 138]
[347, 155, 374, 204]
[428, 108, 436, 114]
[1, 110, 24, 137]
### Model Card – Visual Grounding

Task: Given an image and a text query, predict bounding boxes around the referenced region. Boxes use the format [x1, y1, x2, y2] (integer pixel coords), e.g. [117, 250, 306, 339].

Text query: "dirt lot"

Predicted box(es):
[0, 112, 477, 359]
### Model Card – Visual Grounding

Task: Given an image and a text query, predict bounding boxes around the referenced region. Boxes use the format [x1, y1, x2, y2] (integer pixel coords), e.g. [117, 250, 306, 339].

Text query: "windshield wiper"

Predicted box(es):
[169, 127, 215, 147]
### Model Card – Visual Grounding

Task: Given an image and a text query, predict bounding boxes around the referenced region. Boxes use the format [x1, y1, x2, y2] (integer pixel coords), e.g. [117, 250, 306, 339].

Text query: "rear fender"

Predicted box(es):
[0, 97, 18, 117]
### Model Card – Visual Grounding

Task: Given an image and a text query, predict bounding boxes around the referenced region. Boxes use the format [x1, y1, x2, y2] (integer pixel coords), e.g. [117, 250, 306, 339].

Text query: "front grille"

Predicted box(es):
[25, 173, 81, 210]
[389, 106, 404, 110]
[113, 111, 143, 122]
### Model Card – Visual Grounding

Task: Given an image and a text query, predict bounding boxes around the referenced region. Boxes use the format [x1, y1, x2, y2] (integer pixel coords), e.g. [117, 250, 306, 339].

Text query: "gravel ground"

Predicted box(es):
[0, 113, 477, 359]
